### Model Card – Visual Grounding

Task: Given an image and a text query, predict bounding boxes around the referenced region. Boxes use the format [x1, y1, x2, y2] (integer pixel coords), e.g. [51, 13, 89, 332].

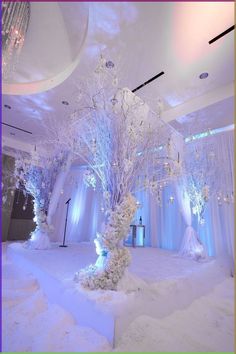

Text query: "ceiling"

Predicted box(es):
[171, 95, 234, 137]
[2, 1, 235, 152]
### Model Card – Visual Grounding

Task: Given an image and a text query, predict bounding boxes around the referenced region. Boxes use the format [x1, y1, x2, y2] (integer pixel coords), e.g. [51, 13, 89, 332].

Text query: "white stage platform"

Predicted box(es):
[7, 242, 229, 347]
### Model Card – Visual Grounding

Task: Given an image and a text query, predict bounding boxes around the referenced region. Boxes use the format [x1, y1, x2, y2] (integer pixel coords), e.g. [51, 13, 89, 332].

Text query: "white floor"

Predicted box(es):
[2, 242, 234, 352]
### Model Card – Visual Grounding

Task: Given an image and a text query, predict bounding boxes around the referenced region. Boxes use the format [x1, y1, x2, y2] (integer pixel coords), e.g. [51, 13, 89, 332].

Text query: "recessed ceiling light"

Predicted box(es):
[199, 72, 209, 79]
[62, 100, 69, 105]
[4, 104, 11, 109]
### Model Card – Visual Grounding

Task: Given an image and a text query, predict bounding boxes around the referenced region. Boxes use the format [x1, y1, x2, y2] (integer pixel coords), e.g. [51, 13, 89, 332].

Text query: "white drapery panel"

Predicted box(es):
[176, 179, 192, 227]
[194, 130, 234, 271]
[51, 166, 103, 244]
[47, 153, 73, 225]
[175, 178, 206, 260]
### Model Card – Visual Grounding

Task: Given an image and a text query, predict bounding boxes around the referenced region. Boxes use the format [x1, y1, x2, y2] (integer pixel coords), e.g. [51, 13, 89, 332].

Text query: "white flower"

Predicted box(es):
[123, 159, 133, 173]
[112, 77, 118, 87]
[83, 170, 96, 189]
[103, 191, 110, 201]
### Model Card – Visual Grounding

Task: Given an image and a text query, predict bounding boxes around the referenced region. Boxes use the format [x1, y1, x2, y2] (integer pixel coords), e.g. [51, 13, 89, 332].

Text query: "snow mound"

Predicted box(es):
[115, 278, 234, 352]
[2, 263, 39, 305]
[2, 258, 111, 352]
[32, 306, 111, 352]
[117, 270, 148, 292]
[72, 271, 148, 317]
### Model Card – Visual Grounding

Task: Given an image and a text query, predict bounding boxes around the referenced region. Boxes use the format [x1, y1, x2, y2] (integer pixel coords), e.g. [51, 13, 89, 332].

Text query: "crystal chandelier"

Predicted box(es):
[2, 1, 30, 80]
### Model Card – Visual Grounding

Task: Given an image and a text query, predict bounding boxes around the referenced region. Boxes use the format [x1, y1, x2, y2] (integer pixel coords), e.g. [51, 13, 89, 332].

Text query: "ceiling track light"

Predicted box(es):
[209, 25, 235, 44]
[132, 71, 165, 93]
[2, 122, 32, 134]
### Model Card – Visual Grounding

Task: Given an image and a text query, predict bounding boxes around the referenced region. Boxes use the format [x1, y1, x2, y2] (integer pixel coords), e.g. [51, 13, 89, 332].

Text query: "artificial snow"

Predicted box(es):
[3, 241, 234, 352]
[2, 247, 111, 352]
[115, 278, 234, 352]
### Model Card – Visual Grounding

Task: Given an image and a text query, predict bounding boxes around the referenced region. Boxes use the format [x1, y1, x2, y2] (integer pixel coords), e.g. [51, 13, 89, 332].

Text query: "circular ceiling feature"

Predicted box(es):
[2, 2, 89, 95]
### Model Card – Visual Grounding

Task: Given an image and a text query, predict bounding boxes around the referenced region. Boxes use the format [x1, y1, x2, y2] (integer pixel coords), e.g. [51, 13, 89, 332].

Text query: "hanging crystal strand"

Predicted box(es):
[8, 3, 17, 39]
[13, 3, 24, 74]
[4, 2, 14, 34]
[3, 3, 17, 78]
[26, 4, 30, 33]
[16, 189, 20, 204]
[18, 4, 25, 38]
[21, 5, 30, 45]
[14, 3, 22, 42]
[2, 2, 13, 58]
[2, 3, 8, 32]
[2, 2, 30, 80]
[23, 192, 28, 211]
[19, 3, 27, 35]
[15, 3, 22, 37]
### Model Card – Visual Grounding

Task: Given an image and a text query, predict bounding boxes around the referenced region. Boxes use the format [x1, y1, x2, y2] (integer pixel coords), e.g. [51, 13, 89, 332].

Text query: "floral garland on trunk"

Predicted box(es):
[75, 193, 137, 290]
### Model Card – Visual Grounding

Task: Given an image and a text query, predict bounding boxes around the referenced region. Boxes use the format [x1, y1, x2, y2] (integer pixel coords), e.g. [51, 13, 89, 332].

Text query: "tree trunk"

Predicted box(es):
[25, 207, 51, 250]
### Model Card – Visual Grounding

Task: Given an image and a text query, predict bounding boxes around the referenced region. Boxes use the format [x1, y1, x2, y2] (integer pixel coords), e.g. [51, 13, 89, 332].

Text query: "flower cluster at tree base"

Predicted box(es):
[25, 228, 51, 250]
[75, 247, 131, 290]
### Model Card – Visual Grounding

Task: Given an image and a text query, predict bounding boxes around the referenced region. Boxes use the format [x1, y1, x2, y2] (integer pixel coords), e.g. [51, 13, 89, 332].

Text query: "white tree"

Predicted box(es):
[184, 138, 216, 224]
[14, 148, 70, 249]
[12, 109, 79, 250]
[71, 56, 183, 290]
[177, 135, 220, 260]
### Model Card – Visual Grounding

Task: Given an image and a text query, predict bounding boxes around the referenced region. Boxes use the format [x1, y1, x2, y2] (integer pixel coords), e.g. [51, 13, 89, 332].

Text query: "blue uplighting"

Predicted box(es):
[136, 227, 144, 246]
[185, 124, 234, 143]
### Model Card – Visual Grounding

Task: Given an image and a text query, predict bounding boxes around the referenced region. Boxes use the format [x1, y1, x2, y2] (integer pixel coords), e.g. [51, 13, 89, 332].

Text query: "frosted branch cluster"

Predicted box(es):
[14, 149, 69, 248]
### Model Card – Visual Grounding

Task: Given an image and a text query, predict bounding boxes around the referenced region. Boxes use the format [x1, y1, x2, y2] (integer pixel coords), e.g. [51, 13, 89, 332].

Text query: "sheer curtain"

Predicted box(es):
[175, 178, 207, 259]
[134, 191, 158, 247]
[134, 184, 185, 250]
[194, 130, 234, 271]
[142, 130, 234, 270]
[156, 131, 234, 271]
[51, 166, 103, 244]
